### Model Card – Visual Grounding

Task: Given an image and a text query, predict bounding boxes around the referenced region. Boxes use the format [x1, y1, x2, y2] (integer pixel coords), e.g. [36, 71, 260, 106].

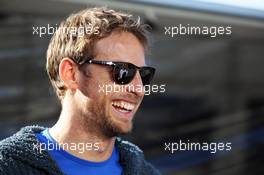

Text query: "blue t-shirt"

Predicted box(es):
[36, 129, 122, 175]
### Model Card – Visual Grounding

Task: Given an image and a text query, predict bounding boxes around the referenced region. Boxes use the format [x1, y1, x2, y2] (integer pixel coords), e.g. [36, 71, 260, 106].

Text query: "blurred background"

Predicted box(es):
[0, 0, 264, 175]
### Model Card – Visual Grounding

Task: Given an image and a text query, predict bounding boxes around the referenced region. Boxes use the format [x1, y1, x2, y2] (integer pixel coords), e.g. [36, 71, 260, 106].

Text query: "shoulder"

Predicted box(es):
[0, 125, 45, 155]
[0, 125, 45, 156]
[0, 125, 48, 174]
[116, 137, 162, 175]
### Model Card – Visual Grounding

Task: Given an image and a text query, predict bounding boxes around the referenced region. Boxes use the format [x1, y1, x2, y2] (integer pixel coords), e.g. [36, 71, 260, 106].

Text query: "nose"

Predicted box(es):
[125, 71, 145, 98]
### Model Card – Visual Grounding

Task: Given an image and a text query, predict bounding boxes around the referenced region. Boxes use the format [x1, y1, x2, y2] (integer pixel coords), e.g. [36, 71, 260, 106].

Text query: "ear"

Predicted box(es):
[59, 57, 79, 91]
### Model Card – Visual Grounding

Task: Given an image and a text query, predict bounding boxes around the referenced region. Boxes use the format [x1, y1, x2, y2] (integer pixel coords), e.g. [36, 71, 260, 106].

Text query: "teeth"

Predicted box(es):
[112, 101, 135, 111]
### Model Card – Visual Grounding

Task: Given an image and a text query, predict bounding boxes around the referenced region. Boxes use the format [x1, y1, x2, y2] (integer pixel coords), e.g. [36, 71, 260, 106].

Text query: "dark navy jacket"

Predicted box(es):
[0, 126, 161, 175]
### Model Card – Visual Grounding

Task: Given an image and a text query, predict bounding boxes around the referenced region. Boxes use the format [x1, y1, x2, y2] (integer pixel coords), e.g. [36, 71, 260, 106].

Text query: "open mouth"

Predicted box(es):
[111, 100, 135, 113]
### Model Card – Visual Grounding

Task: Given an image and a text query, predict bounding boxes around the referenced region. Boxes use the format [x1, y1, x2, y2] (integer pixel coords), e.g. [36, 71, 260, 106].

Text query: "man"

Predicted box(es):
[0, 7, 161, 175]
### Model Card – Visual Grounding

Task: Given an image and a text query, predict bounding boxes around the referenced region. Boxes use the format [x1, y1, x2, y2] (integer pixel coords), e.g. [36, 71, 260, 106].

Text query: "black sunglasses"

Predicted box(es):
[78, 59, 155, 85]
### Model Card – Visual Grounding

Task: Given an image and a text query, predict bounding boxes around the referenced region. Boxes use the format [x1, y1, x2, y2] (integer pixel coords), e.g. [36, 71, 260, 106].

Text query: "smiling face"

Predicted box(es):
[74, 31, 146, 138]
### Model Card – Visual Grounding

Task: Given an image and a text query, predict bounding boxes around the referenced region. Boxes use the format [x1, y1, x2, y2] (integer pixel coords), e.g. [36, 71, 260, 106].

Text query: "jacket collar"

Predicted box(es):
[116, 137, 145, 175]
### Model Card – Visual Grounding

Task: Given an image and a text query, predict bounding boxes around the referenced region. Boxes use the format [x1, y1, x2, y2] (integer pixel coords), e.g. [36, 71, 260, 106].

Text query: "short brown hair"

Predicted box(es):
[46, 7, 150, 100]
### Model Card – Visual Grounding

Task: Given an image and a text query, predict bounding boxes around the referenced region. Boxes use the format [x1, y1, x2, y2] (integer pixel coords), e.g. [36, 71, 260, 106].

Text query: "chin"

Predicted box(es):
[113, 120, 133, 135]
[120, 123, 133, 134]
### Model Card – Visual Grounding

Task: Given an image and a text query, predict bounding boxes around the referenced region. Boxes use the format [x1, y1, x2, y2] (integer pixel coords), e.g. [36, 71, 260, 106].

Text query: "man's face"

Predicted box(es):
[75, 31, 146, 138]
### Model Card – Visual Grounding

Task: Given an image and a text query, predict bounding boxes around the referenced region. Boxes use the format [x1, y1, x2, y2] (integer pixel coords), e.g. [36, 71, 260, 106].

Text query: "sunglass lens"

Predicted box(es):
[140, 67, 155, 85]
[113, 63, 136, 84]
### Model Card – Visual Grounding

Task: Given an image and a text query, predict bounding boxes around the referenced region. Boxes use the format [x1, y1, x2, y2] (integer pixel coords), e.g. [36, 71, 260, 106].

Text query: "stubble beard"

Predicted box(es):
[81, 100, 132, 139]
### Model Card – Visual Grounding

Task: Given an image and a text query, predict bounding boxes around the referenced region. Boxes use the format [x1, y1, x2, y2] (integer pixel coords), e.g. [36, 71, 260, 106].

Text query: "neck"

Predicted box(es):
[49, 105, 116, 162]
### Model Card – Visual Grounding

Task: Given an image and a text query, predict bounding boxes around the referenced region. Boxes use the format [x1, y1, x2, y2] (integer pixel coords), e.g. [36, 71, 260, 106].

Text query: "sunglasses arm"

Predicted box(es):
[88, 60, 115, 66]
